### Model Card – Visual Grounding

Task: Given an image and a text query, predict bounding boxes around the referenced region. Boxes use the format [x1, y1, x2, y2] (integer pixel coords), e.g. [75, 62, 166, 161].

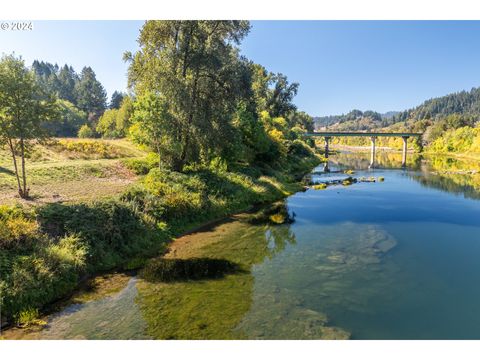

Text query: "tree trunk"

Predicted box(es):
[19, 138, 28, 199]
[7, 138, 22, 198]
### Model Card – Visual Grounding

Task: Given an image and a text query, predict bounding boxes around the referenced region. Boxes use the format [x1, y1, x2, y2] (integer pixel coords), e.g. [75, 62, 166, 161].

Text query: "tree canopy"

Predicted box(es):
[125, 20, 315, 171]
[125, 20, 316, 170]
[75, 66, 108, 122]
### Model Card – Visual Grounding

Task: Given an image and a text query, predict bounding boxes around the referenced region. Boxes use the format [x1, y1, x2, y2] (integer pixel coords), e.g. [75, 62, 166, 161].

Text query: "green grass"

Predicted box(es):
[0, 139, 147, 205]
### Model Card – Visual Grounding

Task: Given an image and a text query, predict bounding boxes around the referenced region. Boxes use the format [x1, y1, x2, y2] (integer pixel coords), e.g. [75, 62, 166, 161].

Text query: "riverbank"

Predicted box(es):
[1, 146, 322, 329]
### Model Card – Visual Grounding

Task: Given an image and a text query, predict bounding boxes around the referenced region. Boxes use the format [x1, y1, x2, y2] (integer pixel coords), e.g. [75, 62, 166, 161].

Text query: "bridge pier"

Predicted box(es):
[324, 137, 331, 158]
[306, 132, 423, 169]
[324, 137, 331, 172]
[369, 136, 377, 168]
[402, 136, 409, 167]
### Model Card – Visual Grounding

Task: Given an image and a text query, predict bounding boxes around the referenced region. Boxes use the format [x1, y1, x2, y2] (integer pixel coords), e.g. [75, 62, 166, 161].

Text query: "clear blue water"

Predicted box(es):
[9, 151, 480, 339]
[242, 154, 480, 339]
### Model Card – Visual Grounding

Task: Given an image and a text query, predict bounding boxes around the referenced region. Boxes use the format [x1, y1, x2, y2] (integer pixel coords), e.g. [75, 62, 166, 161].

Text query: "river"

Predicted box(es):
[5, 150, 480, 340]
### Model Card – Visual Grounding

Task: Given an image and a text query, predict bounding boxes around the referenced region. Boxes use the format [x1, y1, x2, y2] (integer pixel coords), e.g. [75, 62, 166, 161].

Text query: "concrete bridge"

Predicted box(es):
[306, 131, 423, 169]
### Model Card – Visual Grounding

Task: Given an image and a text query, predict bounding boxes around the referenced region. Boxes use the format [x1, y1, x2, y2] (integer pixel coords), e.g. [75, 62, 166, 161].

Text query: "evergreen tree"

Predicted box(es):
[109, 91, 125, 109]
[57, 65, 78, 104]
[75, 66, 107, 123]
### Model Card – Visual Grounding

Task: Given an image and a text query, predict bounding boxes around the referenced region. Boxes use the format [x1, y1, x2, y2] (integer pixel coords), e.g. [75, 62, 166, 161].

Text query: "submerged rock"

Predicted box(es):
[234, 286, 350, 340]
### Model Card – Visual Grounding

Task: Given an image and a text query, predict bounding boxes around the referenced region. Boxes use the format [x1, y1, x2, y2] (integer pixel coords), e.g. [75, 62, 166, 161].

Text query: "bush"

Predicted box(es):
[0, 205, 39, 251]
[122, 153, 160, 175]
[37, 200, 167, 271]
[52, 139, 121, 159]
[2, 231, 87, 321]
[289, 139, 314, 157]
[78, 124, 94, 138]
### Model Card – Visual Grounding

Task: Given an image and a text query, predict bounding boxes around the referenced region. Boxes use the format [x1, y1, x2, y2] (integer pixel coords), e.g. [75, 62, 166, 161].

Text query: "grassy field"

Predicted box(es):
[0, 138, 148, 205]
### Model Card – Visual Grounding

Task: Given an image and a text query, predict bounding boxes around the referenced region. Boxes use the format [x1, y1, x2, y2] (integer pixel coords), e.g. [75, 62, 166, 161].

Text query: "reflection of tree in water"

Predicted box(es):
[330, 151, 480, 200]
[408, 155, 480, 200]
[264, 223, 297, 258]
[331, 151, 423, 170]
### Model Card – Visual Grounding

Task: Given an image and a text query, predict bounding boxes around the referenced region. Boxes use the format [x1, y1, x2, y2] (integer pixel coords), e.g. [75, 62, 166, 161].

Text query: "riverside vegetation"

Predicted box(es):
[0, 139, 321, 326]
[0, 20, 325, 326]
[4, 20, 480, 338]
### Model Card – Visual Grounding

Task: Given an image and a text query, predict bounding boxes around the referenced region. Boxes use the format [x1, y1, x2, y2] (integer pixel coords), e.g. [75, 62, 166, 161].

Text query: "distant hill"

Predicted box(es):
[313, 110, 399, 131]
[392, 87, 480, 124]
[313, 87, 480, 131]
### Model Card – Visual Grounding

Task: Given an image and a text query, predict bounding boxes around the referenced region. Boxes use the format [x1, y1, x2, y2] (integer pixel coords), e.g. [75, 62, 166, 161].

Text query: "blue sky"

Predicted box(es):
[1, 20, 480, 116]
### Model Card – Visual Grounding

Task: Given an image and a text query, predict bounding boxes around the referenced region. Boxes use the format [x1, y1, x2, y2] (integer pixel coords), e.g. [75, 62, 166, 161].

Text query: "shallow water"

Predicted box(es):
[7, 151, 480, 339]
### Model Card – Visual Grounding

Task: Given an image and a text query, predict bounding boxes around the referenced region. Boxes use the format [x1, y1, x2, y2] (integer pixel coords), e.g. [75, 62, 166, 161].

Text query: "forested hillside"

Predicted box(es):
[393, 87, 480, 123]
[314, 110, 397, 131]
[314, 87, 480, 153]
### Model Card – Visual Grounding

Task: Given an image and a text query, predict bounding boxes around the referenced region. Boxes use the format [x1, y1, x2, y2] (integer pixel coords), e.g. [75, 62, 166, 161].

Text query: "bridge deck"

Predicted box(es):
[306, 132, 423, 137]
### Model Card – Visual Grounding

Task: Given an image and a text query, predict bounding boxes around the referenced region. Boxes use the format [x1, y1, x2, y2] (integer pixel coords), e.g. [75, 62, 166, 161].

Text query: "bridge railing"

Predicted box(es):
[305, 132, 423, 137]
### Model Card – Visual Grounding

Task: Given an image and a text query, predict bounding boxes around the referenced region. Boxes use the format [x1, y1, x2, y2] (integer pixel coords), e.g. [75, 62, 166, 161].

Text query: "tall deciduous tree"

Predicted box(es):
[126, 20, 251, 170]
[0, 55, 58, 198]
[267, 73, 299, 118]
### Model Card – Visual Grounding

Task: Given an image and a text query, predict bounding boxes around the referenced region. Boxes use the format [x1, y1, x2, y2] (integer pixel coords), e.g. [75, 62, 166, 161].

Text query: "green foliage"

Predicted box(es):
[127, 20, 252, 170]
[32, 61, 78, 105]
[14, 308, 41, 326]
[122, 152, 160, 175]
[77, 124, 94, 138]
[36, 200, 166, 271]
[96, 96, 133, 138]
[0, 205, 38, 250]
[230, 102, 272, 164]
[266, 73, 299, 118]
[128, 92, 179, 168]
[1, 140, 319, 323]
[427, 126, 480, 154]
[1, 206, 89, 321]
[314, 109, 386, 131]
[109, 91, 125, 110]
[289, 139, 315, 157]
[0, 54, 60, 198]
[45, 99, 87, 137]
[393, 88, 480, 124]
[75, 66, 107, 122]
[51, 139, 126, 159]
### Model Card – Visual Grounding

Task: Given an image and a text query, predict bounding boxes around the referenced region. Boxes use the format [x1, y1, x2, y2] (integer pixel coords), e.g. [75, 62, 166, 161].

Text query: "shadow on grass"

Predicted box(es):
[0, 166, 15, 176]
[140, 257, 246, 283]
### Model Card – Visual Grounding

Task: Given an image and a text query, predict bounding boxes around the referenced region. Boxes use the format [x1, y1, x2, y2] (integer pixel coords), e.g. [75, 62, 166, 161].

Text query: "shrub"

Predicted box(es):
[78, 124, 94, 138]
[0, 205, 39, 251]
[289, 139, 314, 157]
[37, 200, 166, 271]
[122, 153, 160, 175]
